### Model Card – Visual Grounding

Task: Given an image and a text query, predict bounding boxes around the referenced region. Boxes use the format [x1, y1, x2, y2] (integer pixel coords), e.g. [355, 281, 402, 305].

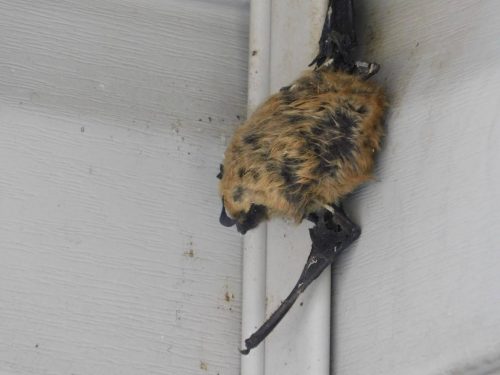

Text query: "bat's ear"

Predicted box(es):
[219, 198, 236, 227]
[216, 164, 224, 180]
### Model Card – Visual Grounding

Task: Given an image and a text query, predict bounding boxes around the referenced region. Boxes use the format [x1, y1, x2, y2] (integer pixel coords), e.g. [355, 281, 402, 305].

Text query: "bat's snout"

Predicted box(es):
[219, 204, 236, 227]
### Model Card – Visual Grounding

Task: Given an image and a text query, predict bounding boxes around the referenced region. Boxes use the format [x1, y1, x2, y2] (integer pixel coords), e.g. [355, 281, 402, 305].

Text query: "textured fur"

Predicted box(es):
[219, 67, 387, 226]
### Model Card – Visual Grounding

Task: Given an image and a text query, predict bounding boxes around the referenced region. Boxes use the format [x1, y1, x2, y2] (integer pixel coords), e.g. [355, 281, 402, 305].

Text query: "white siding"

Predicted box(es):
[333, 1, 500, 374]
[0, 1, 249, 374]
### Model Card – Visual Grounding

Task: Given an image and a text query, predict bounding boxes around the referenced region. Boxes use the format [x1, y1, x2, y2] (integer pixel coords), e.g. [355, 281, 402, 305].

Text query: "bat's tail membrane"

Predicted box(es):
[310, 0, 357, 71]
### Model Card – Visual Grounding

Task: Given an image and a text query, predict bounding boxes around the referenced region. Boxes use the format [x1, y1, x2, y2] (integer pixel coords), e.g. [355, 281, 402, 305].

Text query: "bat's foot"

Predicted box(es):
[310, 31, 354, 71]
[308, 204, 360, 257]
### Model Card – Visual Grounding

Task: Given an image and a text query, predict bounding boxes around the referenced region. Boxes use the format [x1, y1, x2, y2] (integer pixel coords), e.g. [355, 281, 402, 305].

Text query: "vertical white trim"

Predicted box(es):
[242, 1, 330, 374]
[241, 1, 271, 375]
[265, 1, 331, 374]
[241, 227, 267, 375]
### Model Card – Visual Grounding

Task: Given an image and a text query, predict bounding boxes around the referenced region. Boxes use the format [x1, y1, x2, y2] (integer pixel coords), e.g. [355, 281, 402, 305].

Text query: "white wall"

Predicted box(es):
[0, 1, 249, 374]
[333, 1, 500, 374]
[2, 1, 499, 374]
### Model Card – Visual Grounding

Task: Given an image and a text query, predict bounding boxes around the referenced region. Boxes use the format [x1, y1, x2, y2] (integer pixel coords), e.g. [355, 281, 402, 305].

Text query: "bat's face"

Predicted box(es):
[217, 164, 268, 234]
[219, 197, 268, 235]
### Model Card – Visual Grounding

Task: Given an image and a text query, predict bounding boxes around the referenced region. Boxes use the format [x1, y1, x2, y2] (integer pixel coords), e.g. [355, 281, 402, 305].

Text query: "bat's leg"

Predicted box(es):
[310, 0, 356, 70]
[309, 0, 381, 79]
[240, 206, 360, 355]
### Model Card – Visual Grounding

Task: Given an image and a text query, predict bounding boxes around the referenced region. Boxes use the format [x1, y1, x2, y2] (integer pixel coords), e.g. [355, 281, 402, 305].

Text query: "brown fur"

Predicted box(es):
[219, 67, 387, 225]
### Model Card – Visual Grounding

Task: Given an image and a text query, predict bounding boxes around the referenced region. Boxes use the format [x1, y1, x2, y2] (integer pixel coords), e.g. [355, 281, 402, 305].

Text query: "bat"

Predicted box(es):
[217, 0, 387, 354]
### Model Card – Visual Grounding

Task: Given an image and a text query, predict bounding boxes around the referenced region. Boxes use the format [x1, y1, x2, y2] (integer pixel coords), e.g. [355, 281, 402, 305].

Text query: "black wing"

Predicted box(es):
[240, 205, 360, 355]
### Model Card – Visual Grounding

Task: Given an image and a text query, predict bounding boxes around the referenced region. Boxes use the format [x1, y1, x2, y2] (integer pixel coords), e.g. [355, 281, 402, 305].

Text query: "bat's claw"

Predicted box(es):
[354, 61, 380, 80]
[239, 347, 250, 355]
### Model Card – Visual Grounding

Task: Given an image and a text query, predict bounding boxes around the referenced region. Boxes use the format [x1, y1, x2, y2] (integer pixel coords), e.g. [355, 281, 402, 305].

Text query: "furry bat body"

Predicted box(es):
[220, 68, 385, 234]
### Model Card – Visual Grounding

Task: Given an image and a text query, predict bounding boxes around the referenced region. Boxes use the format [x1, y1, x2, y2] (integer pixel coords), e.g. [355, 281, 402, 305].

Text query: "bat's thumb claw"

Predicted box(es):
[239, 347, 251, 355]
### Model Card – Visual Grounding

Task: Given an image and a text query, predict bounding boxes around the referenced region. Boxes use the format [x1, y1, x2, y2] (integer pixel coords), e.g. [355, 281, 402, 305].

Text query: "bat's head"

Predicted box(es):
[217, 164, 268, 234]
[220, 199, 268, 235]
